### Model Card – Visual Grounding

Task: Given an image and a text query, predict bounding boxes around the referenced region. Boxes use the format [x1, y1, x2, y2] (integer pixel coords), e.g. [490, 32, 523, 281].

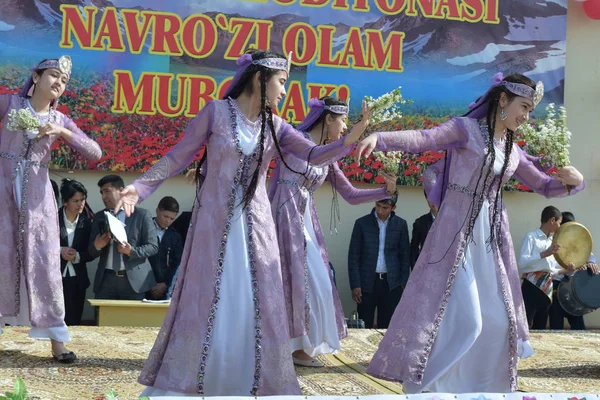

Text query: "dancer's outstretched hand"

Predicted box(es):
[556, 166, 583, 187]
[115, 185, 139, 217]
[354, 133, 378, 164]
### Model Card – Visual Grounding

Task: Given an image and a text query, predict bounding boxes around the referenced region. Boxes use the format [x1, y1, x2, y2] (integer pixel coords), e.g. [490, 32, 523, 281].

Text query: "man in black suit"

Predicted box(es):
[348, 195, 411, 329]
[59, 179, 93, 325]
[410, 190, 439, 269]
[89, 175, 158, 301]
[147, 196, 184, 300]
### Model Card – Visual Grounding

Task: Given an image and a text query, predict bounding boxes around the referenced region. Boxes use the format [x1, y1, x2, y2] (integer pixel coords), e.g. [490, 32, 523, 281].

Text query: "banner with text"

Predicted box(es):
[0, 0, 568, 188]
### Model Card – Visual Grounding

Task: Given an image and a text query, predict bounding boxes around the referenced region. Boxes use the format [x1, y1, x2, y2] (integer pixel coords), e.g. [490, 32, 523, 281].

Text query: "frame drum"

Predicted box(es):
[552, 222, 593, 269]
[557, 271, 600, 316]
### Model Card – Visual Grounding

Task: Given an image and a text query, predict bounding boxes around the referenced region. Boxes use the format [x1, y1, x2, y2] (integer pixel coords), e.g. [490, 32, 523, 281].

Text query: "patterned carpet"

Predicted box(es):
[0, 327, 599, 399]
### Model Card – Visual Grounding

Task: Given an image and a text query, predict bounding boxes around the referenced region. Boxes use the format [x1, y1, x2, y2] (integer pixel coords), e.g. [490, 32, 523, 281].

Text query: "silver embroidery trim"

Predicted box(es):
[414, 120, 506, 385]
[196, 100, 263, 395]
[11, 98, 58, 315]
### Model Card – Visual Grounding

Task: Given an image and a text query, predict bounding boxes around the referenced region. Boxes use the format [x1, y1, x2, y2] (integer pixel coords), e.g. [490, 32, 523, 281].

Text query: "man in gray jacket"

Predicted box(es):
[89, 175, 158, 301]
[348, 195, 410, 328]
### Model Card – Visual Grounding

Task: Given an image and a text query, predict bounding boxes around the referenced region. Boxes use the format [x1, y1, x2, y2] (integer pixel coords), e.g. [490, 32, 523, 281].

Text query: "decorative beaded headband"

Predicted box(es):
[503, 80, 544, 106]
[37, 55, 72, 77]
[252, 51, 292, 75]
[324, 105, 349, 114]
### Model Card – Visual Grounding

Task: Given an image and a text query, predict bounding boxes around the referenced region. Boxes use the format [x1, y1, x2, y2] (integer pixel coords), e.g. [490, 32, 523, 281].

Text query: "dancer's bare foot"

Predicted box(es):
[292, 350, 324, 367]
[51, 339, 77, 363]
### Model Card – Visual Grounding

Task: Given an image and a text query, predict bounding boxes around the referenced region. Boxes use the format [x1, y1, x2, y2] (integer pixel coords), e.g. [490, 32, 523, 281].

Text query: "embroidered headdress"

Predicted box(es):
[223, 51, 292, 98]
[467, 72, 544, 119]
[19, 55, 72, 109]
[296, 98, 349, 132]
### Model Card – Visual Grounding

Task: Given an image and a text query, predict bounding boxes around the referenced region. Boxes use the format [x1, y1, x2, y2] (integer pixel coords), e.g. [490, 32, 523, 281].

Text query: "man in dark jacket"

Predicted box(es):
[410, 190, 438, 269]
[147, 196, 184, 300]
[348, 195, 410, 328]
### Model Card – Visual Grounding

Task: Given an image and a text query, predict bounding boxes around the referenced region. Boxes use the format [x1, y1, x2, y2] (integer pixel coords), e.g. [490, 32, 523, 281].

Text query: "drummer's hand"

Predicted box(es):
[556, 166, 583, 187]
[541, 243, 560, 258]
[115, 185, 139, 217]
[584, 262, 600, 275]
[566, 263, 577, 273]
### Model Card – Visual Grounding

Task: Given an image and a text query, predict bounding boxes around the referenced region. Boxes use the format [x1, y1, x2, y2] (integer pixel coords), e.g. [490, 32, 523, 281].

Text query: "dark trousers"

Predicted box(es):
[95, 270, 144, 300]
[62, 276, 87, 326]
[549, 280, 586, 330]
[521, 279, 551, 329]
[95, 270, 144, 325]
[357, 273, 403, 329]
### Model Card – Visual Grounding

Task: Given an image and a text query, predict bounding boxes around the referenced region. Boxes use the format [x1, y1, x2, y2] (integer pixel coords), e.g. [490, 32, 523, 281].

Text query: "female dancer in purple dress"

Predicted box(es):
[268, 96, 396, 367]
[0, 56, 102, 362]
[354, 73, 585, 392]
[113, 50, 368, 397]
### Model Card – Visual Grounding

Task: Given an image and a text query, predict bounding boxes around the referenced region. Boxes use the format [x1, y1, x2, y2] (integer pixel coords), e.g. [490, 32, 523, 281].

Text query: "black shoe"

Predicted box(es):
[52, 351, 77, 363]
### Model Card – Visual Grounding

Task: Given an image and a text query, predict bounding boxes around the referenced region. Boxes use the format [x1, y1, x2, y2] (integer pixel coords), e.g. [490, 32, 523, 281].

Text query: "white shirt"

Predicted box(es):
[154, 219, 166, 243]
[375, 211, 389, 274]
[518, 228, 562, 276]
[62, 209, 81, 278]
[105, 209, 126, 271]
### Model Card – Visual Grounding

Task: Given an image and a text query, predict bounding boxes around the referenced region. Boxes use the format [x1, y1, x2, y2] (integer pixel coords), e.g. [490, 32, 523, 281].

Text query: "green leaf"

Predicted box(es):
[105, 389, 119, 400]
[13, 378, 26, 398]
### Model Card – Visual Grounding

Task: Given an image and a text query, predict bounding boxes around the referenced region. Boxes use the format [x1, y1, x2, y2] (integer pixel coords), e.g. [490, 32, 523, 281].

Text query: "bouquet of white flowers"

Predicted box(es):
[519, 103, 571, 168]
[372, 150, 403, 174]
[363, 87, 410, 176]
[364, 86, 409, 124]
[6, 108, 41, 139]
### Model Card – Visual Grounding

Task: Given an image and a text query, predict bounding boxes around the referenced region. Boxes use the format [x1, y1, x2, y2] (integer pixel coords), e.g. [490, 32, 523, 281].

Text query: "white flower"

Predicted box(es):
[7, 108, 41, 135]
[518, 103, 571, 168]
[364, 87, 409, 124]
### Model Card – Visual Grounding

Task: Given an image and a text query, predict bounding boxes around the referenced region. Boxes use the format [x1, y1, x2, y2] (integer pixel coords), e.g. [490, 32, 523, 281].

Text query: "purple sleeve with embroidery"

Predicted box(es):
[326, 162, 389, 205]
[513, 147, 585, 198]
[133, 102, 214, 201]
[278, 122, 350, 166]
[63, 116, 102, 161]
[374, 118, 468, 153]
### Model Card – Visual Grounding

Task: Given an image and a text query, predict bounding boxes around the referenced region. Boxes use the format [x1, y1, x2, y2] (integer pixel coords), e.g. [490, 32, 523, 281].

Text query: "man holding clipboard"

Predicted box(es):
[89, 175, 158, 301]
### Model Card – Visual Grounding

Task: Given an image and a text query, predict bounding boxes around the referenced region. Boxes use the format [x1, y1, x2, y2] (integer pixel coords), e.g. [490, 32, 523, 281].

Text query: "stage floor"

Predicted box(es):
[1, 327, 599, 399]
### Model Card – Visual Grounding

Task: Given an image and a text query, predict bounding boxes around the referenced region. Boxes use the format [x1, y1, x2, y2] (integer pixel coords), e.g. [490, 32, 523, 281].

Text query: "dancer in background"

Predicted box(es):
[268, 97, 395, 367]
[0, 56, 102, 362]
[114, 50, 368, 397]
[354, 73, 585, 392]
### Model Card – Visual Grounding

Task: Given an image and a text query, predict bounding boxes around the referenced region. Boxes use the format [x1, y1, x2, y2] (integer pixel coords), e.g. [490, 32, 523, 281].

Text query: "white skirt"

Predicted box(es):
[290, 197, 341, 358]
[403, 200, 533, 393]
[142, 189, 255, 397]
[0, 266, 70, 342]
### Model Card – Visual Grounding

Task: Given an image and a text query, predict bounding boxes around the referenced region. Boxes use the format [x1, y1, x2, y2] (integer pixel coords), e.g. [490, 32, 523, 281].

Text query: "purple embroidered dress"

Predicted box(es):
[0, 94, 102, 340]
[268, 131, 388, 357]
[366, 117, 584, 393]
[135, 99, 354, 397]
